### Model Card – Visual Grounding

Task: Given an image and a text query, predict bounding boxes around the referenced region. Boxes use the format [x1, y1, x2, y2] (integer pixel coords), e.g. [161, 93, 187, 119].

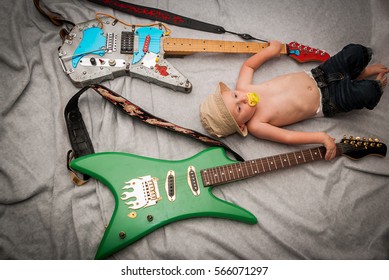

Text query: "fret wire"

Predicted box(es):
[300, 151, 306, 162]
[279, 155, 284, 168]
[271, 156, 276, 169]
[302, 150, 313, 162]
[239, 162, 246, 178]
[202, 170, 209, 185]
[318, 147, 324, 158]
[218, 166, 224, 184]
[252, 160, 258, 174]
[285, 153, 292, 166]
[308, 149, 314, 161]
[217, 166, 224, 184]
[315, 148, 322, 159]
[264, 158, 271, 171]
[259, 159, 266, 172]
[248, 161, 254, 175]
[231, 164, 236, 181]
[297, 151, 302, 163]
[255, 159, 263, 174]
[244, 162, 251, 177]
[292, 152, 298, 165]
[239, 162, 245, 177]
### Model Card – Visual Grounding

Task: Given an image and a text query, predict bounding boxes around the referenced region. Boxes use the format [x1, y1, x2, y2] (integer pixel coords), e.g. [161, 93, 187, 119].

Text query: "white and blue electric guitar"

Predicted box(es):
[58, 16, 330, 92]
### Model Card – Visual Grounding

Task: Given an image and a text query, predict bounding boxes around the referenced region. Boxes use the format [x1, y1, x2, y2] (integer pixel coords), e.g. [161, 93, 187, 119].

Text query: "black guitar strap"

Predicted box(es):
[65, 85, 244, 185]
[87, 0, 268, 42]
[34, 0, 267, 42]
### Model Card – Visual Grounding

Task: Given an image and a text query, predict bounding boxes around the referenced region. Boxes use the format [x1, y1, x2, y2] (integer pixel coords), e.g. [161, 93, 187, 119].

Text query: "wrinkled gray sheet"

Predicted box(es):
[0, 0, 388, 260]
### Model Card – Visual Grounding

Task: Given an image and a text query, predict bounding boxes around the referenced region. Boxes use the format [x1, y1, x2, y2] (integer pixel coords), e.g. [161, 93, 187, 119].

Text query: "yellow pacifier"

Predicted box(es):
[247, 92, 259, 107]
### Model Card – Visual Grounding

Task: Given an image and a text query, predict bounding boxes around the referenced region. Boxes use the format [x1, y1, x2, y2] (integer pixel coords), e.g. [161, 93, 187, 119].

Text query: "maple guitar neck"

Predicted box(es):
[163, 37, 288, 56]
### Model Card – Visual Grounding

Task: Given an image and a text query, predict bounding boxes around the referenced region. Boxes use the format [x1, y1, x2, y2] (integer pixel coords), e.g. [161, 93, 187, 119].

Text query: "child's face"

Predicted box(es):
[221, 90, 256, 131]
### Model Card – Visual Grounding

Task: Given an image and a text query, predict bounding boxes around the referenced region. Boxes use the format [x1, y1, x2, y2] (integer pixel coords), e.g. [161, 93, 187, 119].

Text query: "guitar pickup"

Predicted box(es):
[121, 31, 134, 54]
[165, 170, 176, 201]
[187, 166, 200, 196]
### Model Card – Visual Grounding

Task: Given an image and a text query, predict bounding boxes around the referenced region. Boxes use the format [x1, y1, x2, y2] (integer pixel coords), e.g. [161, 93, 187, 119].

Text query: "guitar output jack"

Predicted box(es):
[119, 231, 126, 239]
[147, 215, 153, 222]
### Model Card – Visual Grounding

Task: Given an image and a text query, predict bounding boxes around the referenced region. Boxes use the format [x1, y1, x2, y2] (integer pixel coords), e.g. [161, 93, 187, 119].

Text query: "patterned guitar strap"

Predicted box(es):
[65, 84, 244, 185]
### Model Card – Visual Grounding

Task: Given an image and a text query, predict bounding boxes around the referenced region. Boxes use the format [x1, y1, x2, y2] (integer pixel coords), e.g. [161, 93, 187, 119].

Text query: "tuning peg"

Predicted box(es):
[349, 136, 354, 140]
[363, 137, 367, 141]
[370, 142, 376, 147]
[369, 137, 374, 142]
[355, 136, 361, 141]
[375, 138, 380, 142]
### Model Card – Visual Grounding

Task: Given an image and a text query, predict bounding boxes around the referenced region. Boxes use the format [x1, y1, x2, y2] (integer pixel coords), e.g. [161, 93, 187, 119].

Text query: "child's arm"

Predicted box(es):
[248, 121, 337, 160]
[236, 40, 283, 90]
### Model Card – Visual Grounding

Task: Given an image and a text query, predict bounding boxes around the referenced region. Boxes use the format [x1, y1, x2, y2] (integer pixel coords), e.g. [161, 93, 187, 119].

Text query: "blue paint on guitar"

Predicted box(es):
[132, 27, 164, 64]
[289, 49, 300, 56]
[72, 27, 106, 68]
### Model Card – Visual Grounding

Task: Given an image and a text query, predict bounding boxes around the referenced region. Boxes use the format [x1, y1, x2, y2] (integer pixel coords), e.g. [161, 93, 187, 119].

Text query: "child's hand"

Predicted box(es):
[323, 134, 337, 160]
[268, 40, 283, 57]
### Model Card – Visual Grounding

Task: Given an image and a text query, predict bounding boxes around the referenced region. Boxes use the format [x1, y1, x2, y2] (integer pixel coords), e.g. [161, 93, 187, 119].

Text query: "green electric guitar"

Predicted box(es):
[70, 136, 386, 259]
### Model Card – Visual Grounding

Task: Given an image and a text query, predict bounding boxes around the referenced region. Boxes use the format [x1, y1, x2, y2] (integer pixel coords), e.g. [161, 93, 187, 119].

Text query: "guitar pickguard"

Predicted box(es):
[58, 17, 192, 92]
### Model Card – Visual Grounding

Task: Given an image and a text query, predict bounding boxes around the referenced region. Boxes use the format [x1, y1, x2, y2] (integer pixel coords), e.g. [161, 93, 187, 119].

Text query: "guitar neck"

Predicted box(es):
[163, 37, 288, 56]
[201, 145, 340, 187]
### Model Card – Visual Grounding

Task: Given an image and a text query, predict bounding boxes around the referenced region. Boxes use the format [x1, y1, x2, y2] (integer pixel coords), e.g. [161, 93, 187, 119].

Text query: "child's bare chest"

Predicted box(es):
[251, 72, 321, 125]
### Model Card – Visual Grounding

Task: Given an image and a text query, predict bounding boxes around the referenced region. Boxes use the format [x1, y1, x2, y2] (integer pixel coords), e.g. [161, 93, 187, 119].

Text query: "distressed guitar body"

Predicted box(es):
[70, 147, 257, 260]
[59, 17, 192, 92]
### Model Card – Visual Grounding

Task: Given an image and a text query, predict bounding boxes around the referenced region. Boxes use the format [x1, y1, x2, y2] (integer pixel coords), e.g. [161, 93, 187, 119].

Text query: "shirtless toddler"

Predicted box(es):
[200, 40, 388, 160]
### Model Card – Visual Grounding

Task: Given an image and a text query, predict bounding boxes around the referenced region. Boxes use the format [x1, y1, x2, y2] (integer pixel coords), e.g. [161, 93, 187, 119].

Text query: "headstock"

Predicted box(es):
[337, 135, 387, 160]
[287, 41, 330, 63]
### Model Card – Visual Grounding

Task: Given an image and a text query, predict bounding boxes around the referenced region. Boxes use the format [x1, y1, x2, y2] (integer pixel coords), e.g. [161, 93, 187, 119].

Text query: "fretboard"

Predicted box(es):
[163, 37, 288, 56]
[201, 146, 332, 187]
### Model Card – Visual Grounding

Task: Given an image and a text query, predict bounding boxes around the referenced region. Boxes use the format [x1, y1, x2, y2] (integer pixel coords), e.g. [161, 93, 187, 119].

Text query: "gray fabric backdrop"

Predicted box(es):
[0, 0, 388, 259]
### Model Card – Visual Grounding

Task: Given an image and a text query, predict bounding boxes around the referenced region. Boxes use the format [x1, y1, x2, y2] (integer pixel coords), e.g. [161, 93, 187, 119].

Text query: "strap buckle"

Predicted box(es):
[66, 150, 88, 186]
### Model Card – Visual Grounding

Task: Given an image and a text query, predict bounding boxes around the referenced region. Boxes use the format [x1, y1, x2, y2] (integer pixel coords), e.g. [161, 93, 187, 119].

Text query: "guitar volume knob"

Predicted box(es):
[109, 59, 116, 66]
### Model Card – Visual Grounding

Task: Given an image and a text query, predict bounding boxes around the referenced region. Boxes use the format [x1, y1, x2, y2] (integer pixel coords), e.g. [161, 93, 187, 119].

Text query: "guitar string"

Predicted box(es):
[147, 148, 326, 190]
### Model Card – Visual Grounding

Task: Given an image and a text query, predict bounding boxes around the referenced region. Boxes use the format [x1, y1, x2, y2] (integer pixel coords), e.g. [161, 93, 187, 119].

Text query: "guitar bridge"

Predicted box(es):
[120, 175, 161, 210]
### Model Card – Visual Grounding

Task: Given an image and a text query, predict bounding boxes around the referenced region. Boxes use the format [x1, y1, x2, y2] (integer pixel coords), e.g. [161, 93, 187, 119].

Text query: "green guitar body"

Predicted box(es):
[70, 147, 257, 259]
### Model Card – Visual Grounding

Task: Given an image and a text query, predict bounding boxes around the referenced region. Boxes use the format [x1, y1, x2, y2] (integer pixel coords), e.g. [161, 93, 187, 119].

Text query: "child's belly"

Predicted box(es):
[254, 72, 321, 125]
